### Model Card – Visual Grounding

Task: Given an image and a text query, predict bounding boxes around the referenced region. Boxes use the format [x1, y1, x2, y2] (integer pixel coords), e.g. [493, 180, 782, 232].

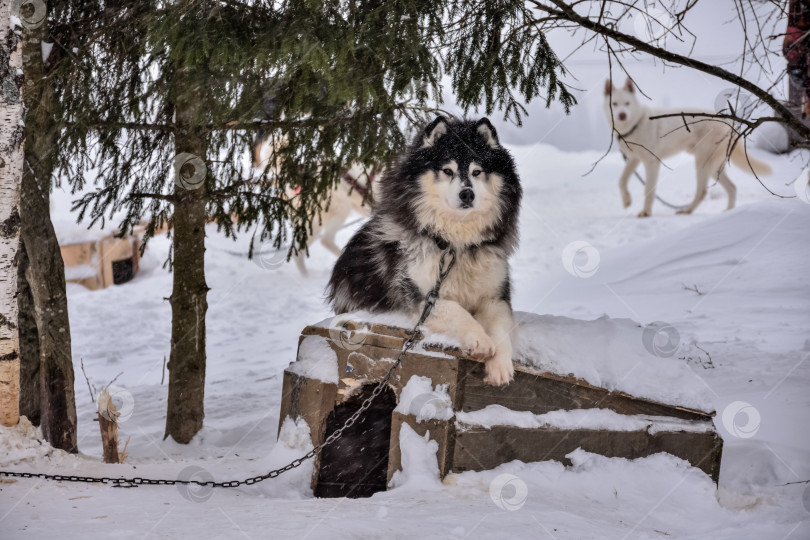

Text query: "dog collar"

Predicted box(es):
[342, 171, 374, 201]
[420, 229, 450, 250]
[432, 234, 450, 250]
[615, 117, 642, 139]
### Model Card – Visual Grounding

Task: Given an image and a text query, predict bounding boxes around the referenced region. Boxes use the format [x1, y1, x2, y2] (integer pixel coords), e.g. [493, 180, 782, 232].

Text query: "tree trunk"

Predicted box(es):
[21, 171, 77, 451]
[0, 2, 24, 427]
[164, 67, 209, 442]
[17, 243, 39, 425]
[17, 6, 78, 451]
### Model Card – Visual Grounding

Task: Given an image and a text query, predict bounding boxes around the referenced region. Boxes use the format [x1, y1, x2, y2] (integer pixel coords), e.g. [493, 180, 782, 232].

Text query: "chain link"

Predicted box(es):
[0, 248, 457, 490]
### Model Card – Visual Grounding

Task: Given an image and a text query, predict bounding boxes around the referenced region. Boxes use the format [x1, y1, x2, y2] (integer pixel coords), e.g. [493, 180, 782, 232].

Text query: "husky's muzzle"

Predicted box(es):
[459, 188, 475, 208]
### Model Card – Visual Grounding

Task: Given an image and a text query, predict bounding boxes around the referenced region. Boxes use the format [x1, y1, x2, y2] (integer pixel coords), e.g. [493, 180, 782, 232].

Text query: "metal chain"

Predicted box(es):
[0, 248, 458, 490]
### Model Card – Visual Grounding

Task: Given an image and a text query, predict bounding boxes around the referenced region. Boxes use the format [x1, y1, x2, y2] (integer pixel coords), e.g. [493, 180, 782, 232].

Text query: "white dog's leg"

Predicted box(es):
[295, 219, 323, 276]
[424, 299, 495, 361]
[639, 160, 660, 217]
[715, 169, 737, 210]
[320, 208, 351, 258]
[678, 163, 711, 215]
[618, 156, 640, 209]
[474, 300, 515, 386]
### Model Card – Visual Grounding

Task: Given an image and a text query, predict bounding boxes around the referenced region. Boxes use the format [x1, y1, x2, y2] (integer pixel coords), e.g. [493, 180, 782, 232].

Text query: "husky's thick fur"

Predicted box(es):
[604, 78, 772, 217]
[327, 117, 522, 386]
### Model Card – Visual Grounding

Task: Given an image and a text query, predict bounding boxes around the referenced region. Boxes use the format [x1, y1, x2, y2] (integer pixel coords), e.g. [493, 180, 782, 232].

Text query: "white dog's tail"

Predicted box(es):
[729, 142, 772, 177]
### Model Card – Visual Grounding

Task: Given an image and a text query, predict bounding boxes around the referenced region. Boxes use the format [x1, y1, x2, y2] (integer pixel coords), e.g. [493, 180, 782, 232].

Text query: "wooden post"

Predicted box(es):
[97, 388, 120, 464]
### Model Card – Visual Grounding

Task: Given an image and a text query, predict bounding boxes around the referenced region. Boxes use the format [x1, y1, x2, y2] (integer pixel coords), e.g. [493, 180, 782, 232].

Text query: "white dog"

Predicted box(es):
[604, 78, 772, 217]
[293, 164, 374, 275]
[253, 136, 375, 275]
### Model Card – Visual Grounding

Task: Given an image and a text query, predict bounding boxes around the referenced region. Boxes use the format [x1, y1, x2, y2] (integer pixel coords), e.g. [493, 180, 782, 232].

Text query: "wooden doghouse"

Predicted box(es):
[61, 233, 140, 290]
[280, 318, 723, 498]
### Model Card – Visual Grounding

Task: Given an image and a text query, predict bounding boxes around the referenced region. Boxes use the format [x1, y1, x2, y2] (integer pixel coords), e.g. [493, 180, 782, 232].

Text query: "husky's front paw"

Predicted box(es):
[484, 356, 514, 386]
[675, 208, 693, 215]
[621, 191, 632, 208]
[637, 209, 651, 218]
[460, 330, 495, 360]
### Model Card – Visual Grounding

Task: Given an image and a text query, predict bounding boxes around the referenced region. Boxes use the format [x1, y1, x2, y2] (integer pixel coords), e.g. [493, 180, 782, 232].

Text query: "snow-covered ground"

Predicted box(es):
[1, 137, 808, 539]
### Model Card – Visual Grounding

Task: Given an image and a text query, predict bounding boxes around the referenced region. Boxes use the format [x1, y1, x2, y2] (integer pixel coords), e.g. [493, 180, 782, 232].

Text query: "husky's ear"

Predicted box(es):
[624, 78, 635, 93]
[604, 79, 613, 96]
[422, 116, 449, 147]
[475, 118, 499, 149]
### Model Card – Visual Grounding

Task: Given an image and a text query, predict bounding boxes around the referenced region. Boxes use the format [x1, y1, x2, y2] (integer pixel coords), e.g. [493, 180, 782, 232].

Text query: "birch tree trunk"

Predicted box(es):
[0, 1, 25, 427]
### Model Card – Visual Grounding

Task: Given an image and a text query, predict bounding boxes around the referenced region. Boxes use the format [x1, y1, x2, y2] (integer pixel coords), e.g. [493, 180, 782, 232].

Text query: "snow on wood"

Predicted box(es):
[287, 335, 339, 384]
[311, 310, 714, 412]
[455, 404, 714, 434]
[388, 423, 443, 491]
[511, 312, 715, 411]
[394, 375, 453, 422]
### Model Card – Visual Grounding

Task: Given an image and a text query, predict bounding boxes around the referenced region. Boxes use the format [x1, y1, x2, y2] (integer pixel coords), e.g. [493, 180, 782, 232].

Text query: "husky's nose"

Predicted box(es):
[618, 112, 627, 121]
[459, 188, 475, 207]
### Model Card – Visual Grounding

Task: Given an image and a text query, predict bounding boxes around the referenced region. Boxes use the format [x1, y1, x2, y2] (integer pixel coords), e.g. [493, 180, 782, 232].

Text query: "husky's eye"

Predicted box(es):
[442, 168, 454, 177]
[624, 102, 630, 106]
[612, 102, 618, 106]
[471, 169, 483, 177]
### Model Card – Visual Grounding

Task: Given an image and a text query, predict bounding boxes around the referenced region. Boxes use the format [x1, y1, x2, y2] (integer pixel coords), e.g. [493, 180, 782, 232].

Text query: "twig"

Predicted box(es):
[119, 436, 131, 464]
[161, 356, 166, 385]
[683, 283, 704, 296]
[80, 358, 96, 403]
[693, 342, 714, 369]
[778, 479, 810, 486]
[105, 372, 124, 390]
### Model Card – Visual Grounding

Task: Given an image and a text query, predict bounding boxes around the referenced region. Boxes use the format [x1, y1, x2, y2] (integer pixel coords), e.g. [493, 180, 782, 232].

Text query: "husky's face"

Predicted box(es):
[380, 116, 521, 248]
[603, 78, 642, 132]
[415, 118, 505, 223]
[422, 156, 500, 216]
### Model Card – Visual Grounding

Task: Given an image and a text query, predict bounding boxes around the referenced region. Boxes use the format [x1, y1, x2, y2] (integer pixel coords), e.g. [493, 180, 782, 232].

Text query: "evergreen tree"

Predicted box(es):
[43, 0, 573, 442]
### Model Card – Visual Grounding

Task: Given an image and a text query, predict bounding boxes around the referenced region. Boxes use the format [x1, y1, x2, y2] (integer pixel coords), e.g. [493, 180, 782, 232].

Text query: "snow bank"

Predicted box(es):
[394, 375, 454, 422]
[0, 417, 70, 466]
[250, 416, 316, 499]
[456, 405, 713, 434]
[64, 263, 97, 281]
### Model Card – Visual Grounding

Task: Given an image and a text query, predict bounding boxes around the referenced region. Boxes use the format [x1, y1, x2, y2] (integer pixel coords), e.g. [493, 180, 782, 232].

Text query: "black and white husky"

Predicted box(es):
[327, 117, 522, 386]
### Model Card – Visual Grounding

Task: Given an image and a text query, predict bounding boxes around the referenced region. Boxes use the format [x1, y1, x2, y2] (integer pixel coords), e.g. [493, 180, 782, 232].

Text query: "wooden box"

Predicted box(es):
[279, 320, 722, 498]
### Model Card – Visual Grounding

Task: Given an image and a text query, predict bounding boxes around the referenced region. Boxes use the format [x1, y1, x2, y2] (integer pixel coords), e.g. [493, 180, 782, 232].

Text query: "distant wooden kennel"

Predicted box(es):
[60, 233, 140, 290]
[280, 321, 723, 498]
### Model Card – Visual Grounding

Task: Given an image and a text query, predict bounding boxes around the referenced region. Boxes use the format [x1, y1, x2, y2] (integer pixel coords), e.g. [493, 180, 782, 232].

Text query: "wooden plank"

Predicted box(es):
[317, 337, 464, 409]
[278, 371, 336, 441]
[277, 370, 337, 491]
[453, 425, 723, 483]
[302, 324, 409, 351]
[387, 412, 455, 484]
[458, 359, 713, 422]
[311, 322, 714, 418]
